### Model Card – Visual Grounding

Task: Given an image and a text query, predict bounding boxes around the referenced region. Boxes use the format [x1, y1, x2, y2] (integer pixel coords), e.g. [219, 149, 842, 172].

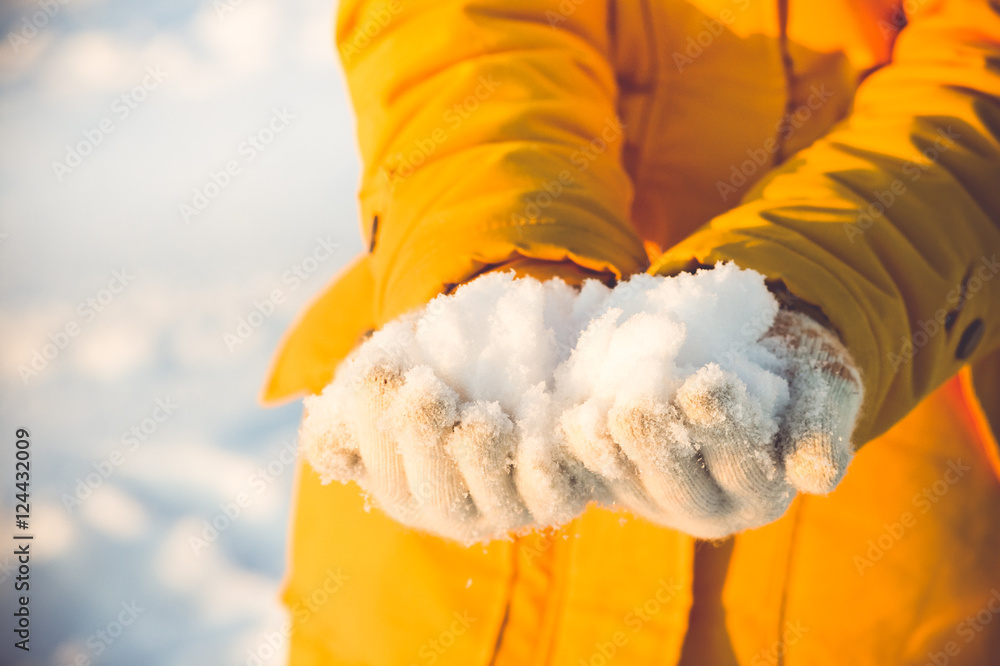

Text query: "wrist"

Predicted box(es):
[476, 257, 615, 289]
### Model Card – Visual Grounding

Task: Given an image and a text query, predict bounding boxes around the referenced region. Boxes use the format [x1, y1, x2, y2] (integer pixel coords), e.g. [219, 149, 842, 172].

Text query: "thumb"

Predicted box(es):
[300, 385, 366, 485]
[764, 310, 864, 495]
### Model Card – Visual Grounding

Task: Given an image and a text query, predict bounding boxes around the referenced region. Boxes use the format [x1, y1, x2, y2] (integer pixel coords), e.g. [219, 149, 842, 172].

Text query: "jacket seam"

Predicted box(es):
[773, 0, 796, 167]
[487, 548, 518, 665]
[895, 546, 949, 664]
[777, 495, 804, 666]
[622, 0, 659, 197]
[542, 532, 572, 664]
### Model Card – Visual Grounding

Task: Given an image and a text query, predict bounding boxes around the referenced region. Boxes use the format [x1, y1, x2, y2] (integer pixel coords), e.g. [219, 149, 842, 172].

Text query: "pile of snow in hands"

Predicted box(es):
[299, 263, 835, 542]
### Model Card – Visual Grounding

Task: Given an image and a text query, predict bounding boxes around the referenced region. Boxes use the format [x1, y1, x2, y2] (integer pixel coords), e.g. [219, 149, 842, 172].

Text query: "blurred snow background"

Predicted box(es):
[0, 0, 362, 663]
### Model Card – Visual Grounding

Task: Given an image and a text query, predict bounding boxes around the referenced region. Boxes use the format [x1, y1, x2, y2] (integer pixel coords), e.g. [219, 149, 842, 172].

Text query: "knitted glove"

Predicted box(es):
[761, 309, 865, 495]
[298, 271, 863, 543]
[299, 348, 596, 544]
[560, 308, 864, 537]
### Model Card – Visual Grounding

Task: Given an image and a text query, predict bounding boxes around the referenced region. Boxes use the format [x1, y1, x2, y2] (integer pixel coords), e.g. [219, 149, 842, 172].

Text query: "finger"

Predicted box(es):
[781, 368, 862, 494]
[608, 395, 733, 538]
[514, 431, 608, 529]
[388, 367, 478, 532]
[354, 357, 413, 517]
[559, 399, 659, 519]
[299, 390, 365, 484]
[762, 311, 863, 494]
[675, 365, 793, 529]
[445, 401, 530, 538]
[560, 399, 631, 479]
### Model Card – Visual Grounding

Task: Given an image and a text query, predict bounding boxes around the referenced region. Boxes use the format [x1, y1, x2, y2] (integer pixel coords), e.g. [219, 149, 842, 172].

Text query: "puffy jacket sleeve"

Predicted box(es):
[337, 0, 647, 326]
[651, 0, 1000, 446]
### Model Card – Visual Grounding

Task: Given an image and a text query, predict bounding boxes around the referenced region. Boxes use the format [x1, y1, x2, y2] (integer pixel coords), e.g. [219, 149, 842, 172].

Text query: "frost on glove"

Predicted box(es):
[298, 263, 863, 543]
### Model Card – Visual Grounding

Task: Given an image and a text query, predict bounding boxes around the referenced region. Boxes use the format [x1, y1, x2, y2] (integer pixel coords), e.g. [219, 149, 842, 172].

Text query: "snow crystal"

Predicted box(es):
[301, 262, 793, 541]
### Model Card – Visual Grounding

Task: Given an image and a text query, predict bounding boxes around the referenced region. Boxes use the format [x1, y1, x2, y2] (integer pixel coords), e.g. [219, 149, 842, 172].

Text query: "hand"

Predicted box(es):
[299, 350, 605, 544]
[560, 308, 863, 538]
[297, 266, 863, 543]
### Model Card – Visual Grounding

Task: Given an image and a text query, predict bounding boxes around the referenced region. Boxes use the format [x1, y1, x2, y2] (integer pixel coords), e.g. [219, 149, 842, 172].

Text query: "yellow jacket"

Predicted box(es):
[262, 0, 1000, 663]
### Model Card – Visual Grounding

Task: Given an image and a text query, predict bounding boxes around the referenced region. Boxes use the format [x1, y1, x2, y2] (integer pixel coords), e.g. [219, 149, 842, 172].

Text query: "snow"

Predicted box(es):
[302, 263, 794, 540]
[0, 1, 356, 664]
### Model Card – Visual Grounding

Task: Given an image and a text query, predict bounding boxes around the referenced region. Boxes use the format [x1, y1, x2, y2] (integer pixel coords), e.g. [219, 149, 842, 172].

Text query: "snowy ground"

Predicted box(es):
[0, 1, 361, 664]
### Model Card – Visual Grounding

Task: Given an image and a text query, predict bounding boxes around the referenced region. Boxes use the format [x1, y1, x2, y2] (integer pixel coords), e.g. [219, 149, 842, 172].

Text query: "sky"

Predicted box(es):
[0, 1, 364, 663]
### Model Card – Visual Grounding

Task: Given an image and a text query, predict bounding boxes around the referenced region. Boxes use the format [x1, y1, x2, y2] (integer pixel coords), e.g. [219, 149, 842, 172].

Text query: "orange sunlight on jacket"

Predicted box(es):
[263, 0, 1000, 663]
